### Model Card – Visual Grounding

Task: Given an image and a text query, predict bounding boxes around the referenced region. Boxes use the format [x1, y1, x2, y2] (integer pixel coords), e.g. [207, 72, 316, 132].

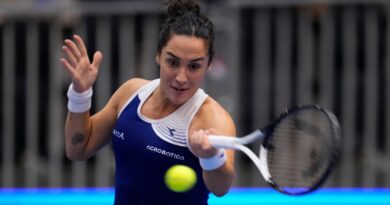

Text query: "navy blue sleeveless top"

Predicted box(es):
[112, 79, 209, 205]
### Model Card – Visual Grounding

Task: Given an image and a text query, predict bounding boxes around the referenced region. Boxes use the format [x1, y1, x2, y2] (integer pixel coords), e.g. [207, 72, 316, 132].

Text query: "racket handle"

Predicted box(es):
[208, 130, 263, 150]
[208, 135, 239, 150]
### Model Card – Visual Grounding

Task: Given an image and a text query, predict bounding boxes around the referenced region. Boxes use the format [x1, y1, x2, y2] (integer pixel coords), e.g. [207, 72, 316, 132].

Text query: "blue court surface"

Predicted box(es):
[0, 187, 389, 205]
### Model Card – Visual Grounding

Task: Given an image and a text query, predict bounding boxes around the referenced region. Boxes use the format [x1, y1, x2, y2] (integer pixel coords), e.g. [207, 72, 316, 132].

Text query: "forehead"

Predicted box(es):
[162, 35, 208, 58]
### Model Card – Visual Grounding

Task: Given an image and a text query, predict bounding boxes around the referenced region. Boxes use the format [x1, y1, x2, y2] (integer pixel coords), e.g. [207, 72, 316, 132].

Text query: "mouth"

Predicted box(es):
[172, 86, 188, 93]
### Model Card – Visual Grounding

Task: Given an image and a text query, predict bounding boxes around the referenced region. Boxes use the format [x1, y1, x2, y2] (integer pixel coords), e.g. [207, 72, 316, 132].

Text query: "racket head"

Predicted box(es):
[259, 105, 341, 195]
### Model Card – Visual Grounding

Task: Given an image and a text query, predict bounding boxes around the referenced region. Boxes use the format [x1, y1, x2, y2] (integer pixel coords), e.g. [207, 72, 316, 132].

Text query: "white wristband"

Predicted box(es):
[199, 149, 227, 171]
[67, 83, 93, 113]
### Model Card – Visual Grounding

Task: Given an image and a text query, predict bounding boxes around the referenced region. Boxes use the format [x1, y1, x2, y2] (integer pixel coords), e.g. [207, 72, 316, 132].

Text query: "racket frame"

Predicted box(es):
[208, 105, 342, 195]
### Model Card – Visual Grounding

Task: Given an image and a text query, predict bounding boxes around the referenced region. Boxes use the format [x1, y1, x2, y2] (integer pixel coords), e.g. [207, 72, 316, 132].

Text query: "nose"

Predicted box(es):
[175, 68, 188, 85]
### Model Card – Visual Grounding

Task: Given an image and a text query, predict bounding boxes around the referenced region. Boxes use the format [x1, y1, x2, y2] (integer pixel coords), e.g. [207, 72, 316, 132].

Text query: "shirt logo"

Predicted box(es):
[219, 152, 225, 158]
[113, 129, 124, 140]
[168, 127, 176, 137]
[146, 145, 185, 161]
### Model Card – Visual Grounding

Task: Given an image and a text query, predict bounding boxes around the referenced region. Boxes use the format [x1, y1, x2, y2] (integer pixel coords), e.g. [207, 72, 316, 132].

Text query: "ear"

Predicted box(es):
[155, 54, 160, 65]
[207, 63, 212, 71]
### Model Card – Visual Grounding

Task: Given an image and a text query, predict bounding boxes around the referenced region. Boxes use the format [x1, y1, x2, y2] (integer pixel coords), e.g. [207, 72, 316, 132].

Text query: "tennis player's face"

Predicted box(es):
[156, 35, 210, 105]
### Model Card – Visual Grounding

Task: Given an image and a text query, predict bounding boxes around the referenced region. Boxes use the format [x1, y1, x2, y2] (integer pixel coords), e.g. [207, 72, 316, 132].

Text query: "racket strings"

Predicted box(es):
[265, 110, 335, 193]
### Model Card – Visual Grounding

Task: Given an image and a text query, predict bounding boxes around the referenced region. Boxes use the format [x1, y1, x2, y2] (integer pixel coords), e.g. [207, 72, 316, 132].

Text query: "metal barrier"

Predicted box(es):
[0, 0, 389, 188]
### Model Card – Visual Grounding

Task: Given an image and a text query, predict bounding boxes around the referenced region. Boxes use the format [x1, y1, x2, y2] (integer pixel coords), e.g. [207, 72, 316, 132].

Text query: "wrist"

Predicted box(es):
[199, 149, 227, 171]
[67, 83, 93, 113]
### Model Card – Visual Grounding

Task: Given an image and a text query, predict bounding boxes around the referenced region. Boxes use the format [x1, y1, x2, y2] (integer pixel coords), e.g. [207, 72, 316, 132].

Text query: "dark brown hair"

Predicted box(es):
[158, 0, 215, 64]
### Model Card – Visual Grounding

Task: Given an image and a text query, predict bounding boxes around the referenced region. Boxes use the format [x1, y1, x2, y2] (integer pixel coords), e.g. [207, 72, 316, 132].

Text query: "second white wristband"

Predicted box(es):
[67, 83, 93, 113]
[199, 149, 227, 171]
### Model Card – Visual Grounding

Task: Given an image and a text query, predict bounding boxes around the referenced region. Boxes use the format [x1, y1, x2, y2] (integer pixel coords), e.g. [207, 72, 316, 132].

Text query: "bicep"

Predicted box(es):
[83, 78, 147, 158]
[82, 89, 121, 158]
[85, 105, 117, 157]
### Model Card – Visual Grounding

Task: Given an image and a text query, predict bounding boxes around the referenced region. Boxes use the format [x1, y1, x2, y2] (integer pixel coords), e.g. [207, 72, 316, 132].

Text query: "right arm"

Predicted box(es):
[64, 78, 147, 161]
[61, 35, 146, 160]
[61, 34, 112, 161]
[64, 98, 117, 161]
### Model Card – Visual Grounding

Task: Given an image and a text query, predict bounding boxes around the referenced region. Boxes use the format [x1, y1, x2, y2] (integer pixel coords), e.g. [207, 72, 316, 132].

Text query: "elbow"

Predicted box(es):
[211, 178, 233, 197]
[210, 170, 235, 197]
[66, 150, 88, 161]
[212, 188, 229, 197]
[65, 140, 90, 161]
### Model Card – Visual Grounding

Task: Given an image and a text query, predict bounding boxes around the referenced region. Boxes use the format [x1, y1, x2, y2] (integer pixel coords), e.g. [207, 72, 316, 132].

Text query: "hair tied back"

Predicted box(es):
[164, 0, 200, 17]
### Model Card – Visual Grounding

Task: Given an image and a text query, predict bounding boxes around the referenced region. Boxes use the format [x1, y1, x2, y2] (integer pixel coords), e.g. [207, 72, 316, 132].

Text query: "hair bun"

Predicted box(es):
[165, 0, 200, 17]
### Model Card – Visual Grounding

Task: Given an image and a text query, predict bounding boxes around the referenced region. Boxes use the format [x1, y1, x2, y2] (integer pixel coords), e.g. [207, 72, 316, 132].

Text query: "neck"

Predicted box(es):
[145, 86, 180, 119]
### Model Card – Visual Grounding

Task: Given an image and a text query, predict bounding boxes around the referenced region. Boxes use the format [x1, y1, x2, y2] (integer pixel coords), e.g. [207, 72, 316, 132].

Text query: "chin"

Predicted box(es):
[170, 96, 189, 105]
[169, 88, 193, 105]
[170, 92, 193, 105]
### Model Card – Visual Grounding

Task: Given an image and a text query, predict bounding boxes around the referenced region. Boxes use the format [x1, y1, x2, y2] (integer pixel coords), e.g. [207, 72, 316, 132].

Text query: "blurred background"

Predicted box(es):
[0, 0, 389, 191]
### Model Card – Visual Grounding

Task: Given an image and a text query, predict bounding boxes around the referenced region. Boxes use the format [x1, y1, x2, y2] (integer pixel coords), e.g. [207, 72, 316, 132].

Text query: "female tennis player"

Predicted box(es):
[60, 0, 236, 204]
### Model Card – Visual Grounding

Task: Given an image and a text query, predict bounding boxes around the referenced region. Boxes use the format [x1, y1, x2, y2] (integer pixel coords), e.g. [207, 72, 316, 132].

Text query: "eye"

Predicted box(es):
[188, 63, 201, 71]
[167, 59, 179, 68]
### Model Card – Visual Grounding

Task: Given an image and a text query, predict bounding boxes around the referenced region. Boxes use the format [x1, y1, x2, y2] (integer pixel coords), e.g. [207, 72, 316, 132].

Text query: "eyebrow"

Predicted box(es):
[166, 52, 206, 62]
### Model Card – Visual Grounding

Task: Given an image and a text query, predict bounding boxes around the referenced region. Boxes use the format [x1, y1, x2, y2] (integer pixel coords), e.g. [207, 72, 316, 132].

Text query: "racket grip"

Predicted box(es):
[208, 135, 238, 150]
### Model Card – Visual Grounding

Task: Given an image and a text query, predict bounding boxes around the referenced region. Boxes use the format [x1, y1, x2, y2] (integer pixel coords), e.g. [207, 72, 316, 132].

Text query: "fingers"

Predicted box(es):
[62, 35, 102, 70]
[73, 35, 88, 58]
[190, 129, 218, 158]
[60, 35, 101, 89]
[64, 38, 81, 61]
[191, 129, 208, 144]
[92, 51, 103, 69]
[62, 45, 78, 68]
[60, 58, 76, 77]
[61, 35, 92, 71]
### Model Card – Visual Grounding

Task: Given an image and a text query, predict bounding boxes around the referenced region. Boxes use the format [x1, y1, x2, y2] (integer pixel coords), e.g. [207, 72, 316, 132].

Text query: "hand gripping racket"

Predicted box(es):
[208, 105, 342, 195]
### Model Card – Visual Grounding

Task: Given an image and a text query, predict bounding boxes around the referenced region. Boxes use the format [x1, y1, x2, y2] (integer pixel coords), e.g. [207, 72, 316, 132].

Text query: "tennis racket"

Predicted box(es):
[208, 105, 341, 195]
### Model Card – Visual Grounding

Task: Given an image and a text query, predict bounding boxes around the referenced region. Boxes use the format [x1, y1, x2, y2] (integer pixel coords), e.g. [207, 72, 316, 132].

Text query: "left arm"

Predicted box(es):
[188, 98, 236, 197]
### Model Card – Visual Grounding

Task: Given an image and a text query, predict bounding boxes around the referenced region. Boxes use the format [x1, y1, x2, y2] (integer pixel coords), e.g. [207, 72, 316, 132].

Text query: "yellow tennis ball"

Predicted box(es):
[165, 165, 197, 193]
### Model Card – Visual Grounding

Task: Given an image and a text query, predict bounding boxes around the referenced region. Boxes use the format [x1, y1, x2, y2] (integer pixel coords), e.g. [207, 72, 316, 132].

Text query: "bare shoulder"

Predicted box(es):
[191, 97, 236, 136]
[119, 78, 150, 93]
[111, 78, 150, 110]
